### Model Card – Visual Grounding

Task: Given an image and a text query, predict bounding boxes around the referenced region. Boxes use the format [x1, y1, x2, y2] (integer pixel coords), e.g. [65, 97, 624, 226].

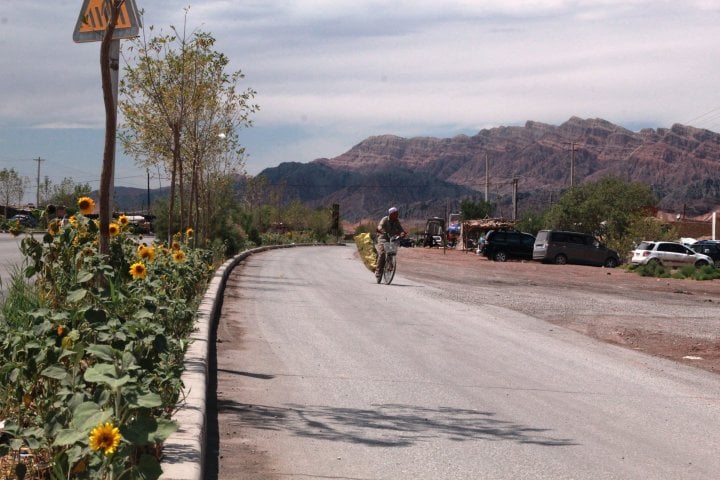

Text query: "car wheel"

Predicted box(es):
[493, 251, 508, 262]
[554, 254, 567, 265]
[604, 257, 618, 268]
[646, 258, 661, 266]
[695, 260, 709, 268]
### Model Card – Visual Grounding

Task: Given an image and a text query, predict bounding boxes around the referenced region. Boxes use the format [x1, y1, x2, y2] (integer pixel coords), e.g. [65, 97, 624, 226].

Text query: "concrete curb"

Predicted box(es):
[159, 246, 269, 480]
[159, 243, 336, 479]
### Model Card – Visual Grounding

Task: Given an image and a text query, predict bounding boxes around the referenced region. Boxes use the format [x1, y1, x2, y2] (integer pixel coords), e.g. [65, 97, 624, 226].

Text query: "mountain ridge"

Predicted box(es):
[257, 116, 720, 221]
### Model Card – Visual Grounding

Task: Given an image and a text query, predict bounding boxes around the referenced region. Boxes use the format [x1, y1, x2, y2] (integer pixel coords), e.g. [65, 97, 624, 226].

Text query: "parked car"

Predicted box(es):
[689, 240, 720, 268]
[399, 237, 414, 248]
[533, 230, 620, 267]
[9, 214, 37, 228]
[483, 230, 535, 261]
[631, 241, 713, 268]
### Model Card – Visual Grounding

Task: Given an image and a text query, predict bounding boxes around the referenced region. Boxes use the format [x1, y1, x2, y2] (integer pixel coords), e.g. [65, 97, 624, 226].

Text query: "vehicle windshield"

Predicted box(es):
[637, 241, 654, 250]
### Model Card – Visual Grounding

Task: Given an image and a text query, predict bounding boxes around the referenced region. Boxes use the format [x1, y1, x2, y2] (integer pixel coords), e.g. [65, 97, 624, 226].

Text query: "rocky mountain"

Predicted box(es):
[258, 117, 720, 222]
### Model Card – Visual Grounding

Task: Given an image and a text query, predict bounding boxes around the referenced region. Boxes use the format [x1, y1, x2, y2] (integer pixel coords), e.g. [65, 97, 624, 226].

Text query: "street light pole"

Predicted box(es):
[34, 156, 44, 206]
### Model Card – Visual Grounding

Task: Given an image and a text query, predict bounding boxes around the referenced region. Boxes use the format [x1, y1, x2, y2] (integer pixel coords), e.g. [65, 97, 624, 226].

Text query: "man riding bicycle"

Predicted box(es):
[375, 207, 407, 281]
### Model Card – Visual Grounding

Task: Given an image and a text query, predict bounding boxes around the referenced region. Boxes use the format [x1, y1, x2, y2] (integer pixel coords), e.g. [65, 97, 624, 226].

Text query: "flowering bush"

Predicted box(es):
[0, 211, 217, 479]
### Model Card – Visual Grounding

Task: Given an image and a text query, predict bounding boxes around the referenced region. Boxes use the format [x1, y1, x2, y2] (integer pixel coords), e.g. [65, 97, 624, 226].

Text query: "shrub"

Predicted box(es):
[628, 262, 720, 280]
[0, 213, 215, 479]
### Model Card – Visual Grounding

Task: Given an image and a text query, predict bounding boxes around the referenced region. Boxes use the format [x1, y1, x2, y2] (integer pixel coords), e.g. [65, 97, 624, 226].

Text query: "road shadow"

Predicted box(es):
[215, 400, 577, 448]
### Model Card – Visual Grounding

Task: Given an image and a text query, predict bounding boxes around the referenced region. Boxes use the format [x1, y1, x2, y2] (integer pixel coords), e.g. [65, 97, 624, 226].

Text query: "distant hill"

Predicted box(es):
[257, 117, 720, 222]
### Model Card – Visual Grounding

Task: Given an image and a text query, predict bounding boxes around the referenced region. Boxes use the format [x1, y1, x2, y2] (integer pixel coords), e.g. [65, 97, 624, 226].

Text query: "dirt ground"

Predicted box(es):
[396, 247, 720, 375]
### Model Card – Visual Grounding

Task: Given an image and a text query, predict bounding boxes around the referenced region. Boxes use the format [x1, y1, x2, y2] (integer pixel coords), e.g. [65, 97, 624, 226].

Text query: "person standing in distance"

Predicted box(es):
[375, 207, 407, 281]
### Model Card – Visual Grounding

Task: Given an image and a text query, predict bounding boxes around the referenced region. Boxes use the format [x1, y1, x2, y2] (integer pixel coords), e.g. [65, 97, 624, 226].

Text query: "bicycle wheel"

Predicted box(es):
[383, 253, 396, 284]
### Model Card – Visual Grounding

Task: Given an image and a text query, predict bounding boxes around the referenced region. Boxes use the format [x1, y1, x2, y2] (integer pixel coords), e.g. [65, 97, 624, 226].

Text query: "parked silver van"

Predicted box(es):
[533, 230, 620, 267]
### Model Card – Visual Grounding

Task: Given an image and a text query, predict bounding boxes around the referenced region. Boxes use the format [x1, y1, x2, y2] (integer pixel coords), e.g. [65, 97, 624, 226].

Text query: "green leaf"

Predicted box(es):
[9, 438, 24, 450]
[41, 365, 68, 380]
[132, 392, 162, 409]
[76, 270, 95, 283]
[134, 309, 154, 319]
[53, 429, 87, 447]
[122, 417, 177, 445]
[86, 344, 115, 362]
[23, 265, 36, 278]
[67, 289, 88, 303]
[71, 402, 107, 428]
[84, 365, 132, 388]
[136, 453, 162, 480]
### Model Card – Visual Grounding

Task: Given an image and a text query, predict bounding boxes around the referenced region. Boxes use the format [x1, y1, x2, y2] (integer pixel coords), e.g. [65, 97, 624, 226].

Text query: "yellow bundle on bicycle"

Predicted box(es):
[354, 232, 377, 272]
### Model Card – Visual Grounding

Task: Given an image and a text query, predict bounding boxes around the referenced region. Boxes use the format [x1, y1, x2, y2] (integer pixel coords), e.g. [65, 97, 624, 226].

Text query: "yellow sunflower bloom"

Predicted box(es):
[77, 196, 96, 215]
[139, 246, 156, 261]
[108, 223, 120, 236]
[48, 220, 61, 235]
[173, 250, 186, 263]
[186, 228, 194, 238]
[129, 262, 147, 280]
[118, 215, 129, 227]
[171, 241, 181, 250]
[89, 422, 122, 455]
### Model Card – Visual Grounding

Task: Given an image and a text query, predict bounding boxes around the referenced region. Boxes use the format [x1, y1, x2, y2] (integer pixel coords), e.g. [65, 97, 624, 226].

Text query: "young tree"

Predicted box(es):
[120, 13, 257, 243]
[0, 168, 27, 218]
[459, 198, 494, 220]
[543, 177, 657, 253]
[45, 177, 92, 210]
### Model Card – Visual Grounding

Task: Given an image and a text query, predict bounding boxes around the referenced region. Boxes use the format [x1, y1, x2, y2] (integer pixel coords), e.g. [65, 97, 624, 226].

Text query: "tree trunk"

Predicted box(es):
[168, 125, 180, 243]
[98, 3, 120, 256]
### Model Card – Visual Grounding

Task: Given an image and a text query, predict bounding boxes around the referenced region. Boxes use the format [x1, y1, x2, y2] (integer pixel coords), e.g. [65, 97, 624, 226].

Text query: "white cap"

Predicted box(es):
[388, 207, 398, 215]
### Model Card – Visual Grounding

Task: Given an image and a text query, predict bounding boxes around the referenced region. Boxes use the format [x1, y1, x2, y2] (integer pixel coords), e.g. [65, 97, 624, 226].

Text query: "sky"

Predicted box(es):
[1, 0, 720, 204]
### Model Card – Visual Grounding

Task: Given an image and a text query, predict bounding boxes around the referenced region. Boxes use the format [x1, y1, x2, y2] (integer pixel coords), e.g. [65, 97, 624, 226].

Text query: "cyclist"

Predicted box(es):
[375, 206, 407, 281]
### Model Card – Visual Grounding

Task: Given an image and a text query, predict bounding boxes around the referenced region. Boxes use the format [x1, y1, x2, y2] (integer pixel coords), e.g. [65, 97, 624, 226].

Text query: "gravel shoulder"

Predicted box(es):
[395, 247, 720, 374]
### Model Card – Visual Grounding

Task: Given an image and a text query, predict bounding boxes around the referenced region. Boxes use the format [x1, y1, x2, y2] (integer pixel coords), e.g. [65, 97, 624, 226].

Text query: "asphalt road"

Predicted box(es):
[0, 233, 27, 291]
[211, 246, 720, 480]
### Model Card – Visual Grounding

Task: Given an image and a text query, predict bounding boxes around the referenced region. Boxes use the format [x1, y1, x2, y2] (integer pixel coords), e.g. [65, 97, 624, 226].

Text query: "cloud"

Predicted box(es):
[2, 0, 720, 194]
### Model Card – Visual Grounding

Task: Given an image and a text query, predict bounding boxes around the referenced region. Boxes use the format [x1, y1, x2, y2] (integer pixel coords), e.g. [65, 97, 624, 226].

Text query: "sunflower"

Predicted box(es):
[129, 262, 147, 280]
[48, 220, 61, 235]
[138, 245, 156, 261]
[118, 215, 129, 227]
[171, 241, 181, 251]
[77, 196, 96, 215]
[108, 223, 120, 236]
[172, 250, 186, 263]
[89, 422, 122, 455]
[186, 227, 194, 238]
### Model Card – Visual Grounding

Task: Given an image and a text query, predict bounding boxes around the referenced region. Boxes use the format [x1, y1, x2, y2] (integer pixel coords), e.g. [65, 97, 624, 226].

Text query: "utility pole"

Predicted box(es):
[484, 152, 490, 202]
[34, 157, 44, 206]
[564, 142, 579, 188]
[146, 168, 151, 214]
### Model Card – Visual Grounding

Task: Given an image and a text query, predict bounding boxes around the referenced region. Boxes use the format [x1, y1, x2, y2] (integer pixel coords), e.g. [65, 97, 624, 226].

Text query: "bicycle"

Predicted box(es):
[376, 235, 400, 284]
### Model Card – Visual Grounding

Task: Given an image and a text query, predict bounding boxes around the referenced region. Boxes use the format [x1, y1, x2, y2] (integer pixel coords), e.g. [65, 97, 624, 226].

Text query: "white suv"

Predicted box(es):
[631, 241, 713, 268]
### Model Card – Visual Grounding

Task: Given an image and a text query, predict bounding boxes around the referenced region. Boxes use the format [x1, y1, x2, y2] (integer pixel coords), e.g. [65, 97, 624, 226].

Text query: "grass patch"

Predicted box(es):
[628, 262, 720, 280]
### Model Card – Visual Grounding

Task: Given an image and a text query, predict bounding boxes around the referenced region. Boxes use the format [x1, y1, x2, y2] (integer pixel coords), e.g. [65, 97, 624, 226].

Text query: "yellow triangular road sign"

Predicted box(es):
[73, 0, 141, 43]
